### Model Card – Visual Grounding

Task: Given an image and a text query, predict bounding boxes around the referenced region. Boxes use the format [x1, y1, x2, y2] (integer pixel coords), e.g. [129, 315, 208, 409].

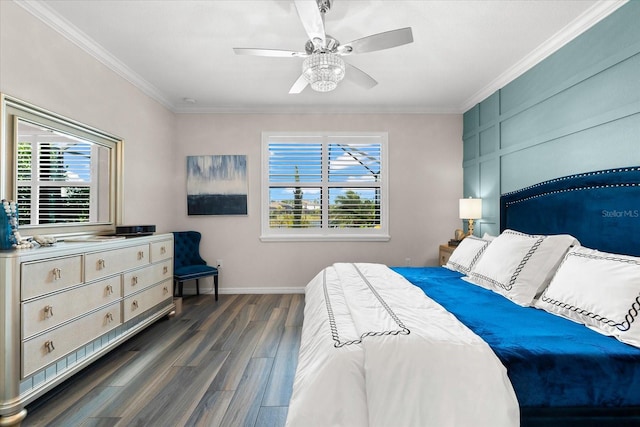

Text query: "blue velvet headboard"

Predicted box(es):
[500, 166, 640, 257]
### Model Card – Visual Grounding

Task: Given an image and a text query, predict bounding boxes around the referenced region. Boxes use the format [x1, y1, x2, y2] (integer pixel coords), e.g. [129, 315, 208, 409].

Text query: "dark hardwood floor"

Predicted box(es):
[24, 293, 304, 427]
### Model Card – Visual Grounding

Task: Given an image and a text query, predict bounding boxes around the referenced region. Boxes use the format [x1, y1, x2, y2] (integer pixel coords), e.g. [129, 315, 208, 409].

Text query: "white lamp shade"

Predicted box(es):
[459, 198, 482, 219]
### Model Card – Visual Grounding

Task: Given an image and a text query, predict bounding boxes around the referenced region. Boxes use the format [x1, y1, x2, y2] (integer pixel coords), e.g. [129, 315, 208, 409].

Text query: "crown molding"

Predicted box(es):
[459, 0, 628, 113]
[14, 0, 176, 111]
[172, 104, 461, 115]
[15, 0, 627, 115]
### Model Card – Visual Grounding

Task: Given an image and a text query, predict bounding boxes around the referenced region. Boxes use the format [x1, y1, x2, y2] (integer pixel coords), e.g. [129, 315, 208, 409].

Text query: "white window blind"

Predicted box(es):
[17, 132, 96, 225]
[262, 132, 389, 241]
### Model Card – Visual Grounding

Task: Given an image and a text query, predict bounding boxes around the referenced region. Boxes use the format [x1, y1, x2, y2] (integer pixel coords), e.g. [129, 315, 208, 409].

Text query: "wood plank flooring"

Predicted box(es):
[23, 293, 304, 427]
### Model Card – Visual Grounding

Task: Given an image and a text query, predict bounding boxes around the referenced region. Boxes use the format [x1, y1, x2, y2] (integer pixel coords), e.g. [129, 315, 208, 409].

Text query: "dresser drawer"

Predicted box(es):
[123, 279, 172, 322]
[21, 255, 83, 301]
[122, 260, 172, 296]
[150, 239, 173, 263]
[22, 302, 121, 378]
[22, 276, 122, 339]
[85, 244, 149, 281]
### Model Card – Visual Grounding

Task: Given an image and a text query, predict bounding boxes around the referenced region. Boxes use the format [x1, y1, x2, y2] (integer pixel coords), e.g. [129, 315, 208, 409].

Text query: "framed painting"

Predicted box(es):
[186, 155, 248, 215]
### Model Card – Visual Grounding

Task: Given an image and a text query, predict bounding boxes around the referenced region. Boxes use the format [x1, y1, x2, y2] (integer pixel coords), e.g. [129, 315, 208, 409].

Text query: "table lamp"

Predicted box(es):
[459, 198, 482, 236]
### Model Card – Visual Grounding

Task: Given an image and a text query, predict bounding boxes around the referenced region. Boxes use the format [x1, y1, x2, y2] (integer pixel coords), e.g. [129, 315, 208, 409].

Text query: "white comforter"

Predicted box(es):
[286, 263, 519, 427]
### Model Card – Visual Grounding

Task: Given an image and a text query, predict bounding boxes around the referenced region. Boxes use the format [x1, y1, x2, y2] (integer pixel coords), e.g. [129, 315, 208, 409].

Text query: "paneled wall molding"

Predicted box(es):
[463, 107, 640, 170]
[463, 46, 640, 140]
[503, 44, 640, 125]
[462, 2, 640, 236]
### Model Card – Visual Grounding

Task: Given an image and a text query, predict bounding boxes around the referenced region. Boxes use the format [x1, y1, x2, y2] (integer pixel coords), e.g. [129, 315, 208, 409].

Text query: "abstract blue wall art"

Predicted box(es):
[186, 155, 248, 215]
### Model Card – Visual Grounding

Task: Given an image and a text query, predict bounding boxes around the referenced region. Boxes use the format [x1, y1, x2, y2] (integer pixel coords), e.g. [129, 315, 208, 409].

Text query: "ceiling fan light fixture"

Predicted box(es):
[302, 52, 345, 92]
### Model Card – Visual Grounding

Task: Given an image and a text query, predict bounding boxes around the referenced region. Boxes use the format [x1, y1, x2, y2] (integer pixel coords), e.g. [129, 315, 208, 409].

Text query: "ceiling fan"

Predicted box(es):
[233, 0, 414, 94]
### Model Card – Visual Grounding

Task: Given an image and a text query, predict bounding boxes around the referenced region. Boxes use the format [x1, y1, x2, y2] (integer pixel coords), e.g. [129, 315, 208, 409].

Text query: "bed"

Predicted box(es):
[287, 166, 640, 427]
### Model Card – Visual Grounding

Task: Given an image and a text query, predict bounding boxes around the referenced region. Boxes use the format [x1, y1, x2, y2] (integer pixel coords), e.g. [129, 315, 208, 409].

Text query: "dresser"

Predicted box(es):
[0, 234, 175, 425]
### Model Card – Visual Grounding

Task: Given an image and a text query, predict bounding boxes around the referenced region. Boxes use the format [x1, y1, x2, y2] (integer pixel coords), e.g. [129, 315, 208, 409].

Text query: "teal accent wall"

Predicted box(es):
[462, 1, 640, 236]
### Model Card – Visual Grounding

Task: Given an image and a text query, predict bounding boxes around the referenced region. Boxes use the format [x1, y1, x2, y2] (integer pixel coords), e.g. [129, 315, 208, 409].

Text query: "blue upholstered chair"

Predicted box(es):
[173, 231, 218, 300]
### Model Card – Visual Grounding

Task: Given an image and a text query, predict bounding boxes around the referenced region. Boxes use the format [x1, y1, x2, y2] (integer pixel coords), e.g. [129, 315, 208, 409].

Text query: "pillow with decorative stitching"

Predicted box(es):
[482, 232, 497, 242]
[535, 246, 640, 348]
[467, 229, 578, 306]
[444, 235, 491, 274]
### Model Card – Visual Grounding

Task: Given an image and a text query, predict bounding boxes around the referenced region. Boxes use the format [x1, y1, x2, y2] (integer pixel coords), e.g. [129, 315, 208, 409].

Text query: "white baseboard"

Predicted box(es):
[222, 287, 305, 294]
[178, 284, 305, 295]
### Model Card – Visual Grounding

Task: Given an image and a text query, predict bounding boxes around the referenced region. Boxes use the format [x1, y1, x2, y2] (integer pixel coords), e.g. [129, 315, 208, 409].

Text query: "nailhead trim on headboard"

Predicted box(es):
[500, 166, 640, 256]
[503, 167, 640, 206]
[503, 167, 640, 195]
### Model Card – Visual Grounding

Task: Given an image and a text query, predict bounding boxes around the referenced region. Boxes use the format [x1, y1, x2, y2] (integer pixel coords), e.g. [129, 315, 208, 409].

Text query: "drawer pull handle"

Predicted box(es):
[132, 276, 138, 286]
[44, 305, 54, 318]
[163, 286, 169, 294]
[137, 251, 144, 260]
[98, 259, 106, 269]
[106, 284, 113, 295]
[52, 267, 62, 280]
[163, 266, 168, 275]
[106, 312, 114, 323]
[160, 246, 166, 254]
[132, 300, 139, 310]
[44, 340, 55, 353]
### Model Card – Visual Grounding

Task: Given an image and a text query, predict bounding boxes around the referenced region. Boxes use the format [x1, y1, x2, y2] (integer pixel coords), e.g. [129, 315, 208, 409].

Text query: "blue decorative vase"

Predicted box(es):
[0, 212, 12, 250]
[1, 200, 18, 250]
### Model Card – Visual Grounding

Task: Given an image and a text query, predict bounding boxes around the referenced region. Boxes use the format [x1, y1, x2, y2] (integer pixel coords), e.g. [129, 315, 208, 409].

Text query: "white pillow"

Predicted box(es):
[482, 232, 497, 242]
[444, 235, 490, 274]
[535, 246, 640, 348]
[467, 229, 578, 306]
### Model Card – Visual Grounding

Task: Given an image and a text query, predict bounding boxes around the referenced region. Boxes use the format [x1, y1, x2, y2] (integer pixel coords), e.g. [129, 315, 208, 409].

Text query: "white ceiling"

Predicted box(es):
[19, 0, 626, 114]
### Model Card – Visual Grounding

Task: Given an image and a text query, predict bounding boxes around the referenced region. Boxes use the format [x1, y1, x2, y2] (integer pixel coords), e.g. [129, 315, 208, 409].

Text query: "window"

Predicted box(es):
[17, 120, 111, 226]
[262, 132, 389, 241]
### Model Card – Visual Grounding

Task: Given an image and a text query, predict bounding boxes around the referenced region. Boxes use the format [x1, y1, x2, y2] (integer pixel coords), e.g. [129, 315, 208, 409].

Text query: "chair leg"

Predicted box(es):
[178, 281, 183, 297]
[214, 275, 219, 301]
[196, 279, 200, 296]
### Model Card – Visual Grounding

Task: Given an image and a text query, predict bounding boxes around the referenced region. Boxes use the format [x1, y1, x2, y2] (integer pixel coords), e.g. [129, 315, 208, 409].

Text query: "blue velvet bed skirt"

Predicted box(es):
[393, 267, 640, 417]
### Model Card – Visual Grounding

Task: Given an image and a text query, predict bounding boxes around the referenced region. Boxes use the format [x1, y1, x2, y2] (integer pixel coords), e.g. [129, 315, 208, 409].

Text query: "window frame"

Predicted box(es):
[261, 131, 390, 242]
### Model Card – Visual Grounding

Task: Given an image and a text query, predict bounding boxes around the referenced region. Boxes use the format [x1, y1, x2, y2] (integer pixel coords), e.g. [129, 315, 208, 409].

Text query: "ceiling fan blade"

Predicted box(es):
[233, 48, 307, 58]
[338, 27, 413, 55]
[345, 63, 378, 89]
[294, 0, 326, 47]
[289, 74, 309, 94]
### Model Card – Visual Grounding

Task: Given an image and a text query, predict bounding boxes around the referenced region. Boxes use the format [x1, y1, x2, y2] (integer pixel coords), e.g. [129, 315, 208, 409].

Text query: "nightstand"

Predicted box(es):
[438, 244, 456, 265]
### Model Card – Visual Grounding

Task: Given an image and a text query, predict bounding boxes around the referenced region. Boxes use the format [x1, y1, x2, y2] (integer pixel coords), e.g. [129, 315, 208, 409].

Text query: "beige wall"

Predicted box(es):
[0, 1, 176, 233]
[1, 1, 463, 292]
[174, 113, 462, 291]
